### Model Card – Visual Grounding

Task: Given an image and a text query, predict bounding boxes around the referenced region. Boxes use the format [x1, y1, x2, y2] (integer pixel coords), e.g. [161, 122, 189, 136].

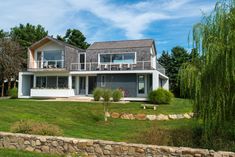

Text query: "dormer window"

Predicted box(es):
[99, 52, 136, 64]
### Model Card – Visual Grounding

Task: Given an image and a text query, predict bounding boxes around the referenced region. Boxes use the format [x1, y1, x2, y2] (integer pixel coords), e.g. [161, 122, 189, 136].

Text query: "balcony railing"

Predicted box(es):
[70, 61, 154, 71]
[29, 60, 64, 69]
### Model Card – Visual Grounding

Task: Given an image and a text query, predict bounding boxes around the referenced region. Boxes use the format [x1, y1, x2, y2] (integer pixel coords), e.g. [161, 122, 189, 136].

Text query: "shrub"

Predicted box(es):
[9, 87, 18, 99]
[93, 88, 103, 101]
[102, 88, 113, 102]
[148, 88, 174, 104]
[112, 89, 123, 102]
[10, 120, 63, 136]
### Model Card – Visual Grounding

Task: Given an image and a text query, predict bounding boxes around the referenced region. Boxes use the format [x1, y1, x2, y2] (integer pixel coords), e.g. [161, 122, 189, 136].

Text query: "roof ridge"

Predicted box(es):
[93, 39, 154, 44]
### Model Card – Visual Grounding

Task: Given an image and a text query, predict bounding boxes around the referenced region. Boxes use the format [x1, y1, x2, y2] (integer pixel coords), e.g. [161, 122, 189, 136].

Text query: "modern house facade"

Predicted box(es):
[18, 36, 169, 99]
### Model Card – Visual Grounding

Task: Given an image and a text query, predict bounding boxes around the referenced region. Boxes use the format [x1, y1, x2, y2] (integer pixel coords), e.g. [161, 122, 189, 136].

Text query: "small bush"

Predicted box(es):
[148, 88, 174, 104]
[10, 120, 63, 136]
[102, 88, 113, 102]
[93, 88, 103, 101]
[9, 87, 18, 99]
[112, 89, 123, 102]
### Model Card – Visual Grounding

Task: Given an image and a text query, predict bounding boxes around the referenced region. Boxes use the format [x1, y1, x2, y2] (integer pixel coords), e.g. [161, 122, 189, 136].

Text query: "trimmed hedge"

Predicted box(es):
[148, 88, 174, 104]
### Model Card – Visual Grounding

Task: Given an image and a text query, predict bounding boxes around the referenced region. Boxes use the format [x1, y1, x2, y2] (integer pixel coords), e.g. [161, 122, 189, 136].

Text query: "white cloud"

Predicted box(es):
[0, 0, 215, 40]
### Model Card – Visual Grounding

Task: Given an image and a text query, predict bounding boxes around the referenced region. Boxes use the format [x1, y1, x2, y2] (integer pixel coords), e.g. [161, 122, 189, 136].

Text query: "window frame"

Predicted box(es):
[98, 52, 136, 65]
[101, 75, 106, 87]
[35, 76, 69, 89]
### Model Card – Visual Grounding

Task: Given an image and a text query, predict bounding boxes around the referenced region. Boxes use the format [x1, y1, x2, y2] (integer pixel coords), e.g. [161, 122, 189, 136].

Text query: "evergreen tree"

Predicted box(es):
[158, 47, 190, 97]
[57, 29, 90, 49]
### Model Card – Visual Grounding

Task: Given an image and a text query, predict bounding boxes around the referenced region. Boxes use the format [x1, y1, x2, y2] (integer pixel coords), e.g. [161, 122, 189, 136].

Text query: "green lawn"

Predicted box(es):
[0, 149, 61, 157]
[110, 98, 193, 114]
[0, 98, 194, 142]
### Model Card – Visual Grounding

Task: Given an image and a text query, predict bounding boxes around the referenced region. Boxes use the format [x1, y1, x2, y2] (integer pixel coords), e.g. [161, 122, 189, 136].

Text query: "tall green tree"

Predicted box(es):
[57, 29, 90, 49]
[178, 0, 235, 139]
[158, 50, 172, 77]
[158, 47, 190, 97]
[10, 23, 48, 62]
[0, 29, 7, 38]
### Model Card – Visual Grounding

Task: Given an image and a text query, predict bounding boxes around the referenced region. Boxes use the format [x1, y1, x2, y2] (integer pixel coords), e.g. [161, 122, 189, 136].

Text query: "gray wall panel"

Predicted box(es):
[97, 74, 137, 97]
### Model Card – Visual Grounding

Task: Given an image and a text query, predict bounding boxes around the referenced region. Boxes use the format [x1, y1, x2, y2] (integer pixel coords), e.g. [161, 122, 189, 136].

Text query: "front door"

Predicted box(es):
[79, 76, 86, 95]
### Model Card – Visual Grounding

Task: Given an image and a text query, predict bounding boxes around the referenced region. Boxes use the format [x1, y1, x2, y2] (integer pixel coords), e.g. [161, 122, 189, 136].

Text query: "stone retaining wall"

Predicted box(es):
[0, 132, 234, 157]
[108, 112, 193, 121]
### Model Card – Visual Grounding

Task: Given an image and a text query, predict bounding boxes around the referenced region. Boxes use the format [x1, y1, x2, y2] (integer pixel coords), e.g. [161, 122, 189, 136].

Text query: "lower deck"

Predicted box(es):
[18, 71, 169, 99]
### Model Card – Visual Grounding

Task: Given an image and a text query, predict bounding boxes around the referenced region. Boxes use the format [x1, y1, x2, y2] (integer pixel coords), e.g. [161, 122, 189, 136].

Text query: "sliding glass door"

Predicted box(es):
[137, 75, 146, 96]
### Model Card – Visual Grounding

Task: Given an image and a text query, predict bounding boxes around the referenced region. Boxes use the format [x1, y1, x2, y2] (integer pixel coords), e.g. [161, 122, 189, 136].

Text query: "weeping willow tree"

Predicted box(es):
[179, 0, 235, 139]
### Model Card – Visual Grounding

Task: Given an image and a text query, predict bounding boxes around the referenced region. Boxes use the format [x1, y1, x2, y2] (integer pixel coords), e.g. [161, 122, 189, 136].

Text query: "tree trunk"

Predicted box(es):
[8, 78, 11, 89]
[13, 77, 16, 88]
[104, 103, 108, 122]
[1, 82, 4, 97]
[14, 81, 16, 88]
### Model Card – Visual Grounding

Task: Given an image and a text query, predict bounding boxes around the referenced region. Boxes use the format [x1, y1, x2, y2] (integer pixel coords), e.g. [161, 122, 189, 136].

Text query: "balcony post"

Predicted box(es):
[68, 75, 72, 89]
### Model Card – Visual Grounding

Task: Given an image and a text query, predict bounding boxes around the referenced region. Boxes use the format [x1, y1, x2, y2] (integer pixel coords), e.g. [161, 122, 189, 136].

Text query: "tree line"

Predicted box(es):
[158, 47, 199, 97]
[0, 23, 90, 97]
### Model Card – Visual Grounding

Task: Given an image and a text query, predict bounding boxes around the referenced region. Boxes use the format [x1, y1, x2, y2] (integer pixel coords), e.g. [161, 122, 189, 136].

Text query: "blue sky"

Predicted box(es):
[0, 0, 216, 55]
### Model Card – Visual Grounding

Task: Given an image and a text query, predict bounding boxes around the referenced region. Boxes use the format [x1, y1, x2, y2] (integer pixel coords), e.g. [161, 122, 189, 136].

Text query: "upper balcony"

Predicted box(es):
[28, 60, 66, 71]
[70, 61, 166, 74]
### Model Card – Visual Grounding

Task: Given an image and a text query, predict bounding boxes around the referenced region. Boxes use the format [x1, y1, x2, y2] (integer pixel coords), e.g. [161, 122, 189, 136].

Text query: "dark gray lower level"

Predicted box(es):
[97, 74, 152, 97]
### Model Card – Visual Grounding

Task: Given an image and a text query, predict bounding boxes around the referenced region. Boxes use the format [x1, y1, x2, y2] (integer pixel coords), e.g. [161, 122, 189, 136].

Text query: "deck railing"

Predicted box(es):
[70, 61, 154, 71]
[29, 60, 64, 69]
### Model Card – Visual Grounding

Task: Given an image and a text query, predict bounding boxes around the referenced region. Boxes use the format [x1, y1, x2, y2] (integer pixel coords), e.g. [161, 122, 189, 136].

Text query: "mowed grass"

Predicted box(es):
[0, 149, 61, 157]
[0, 98, 195, 142]
[110, 98, 193, 115]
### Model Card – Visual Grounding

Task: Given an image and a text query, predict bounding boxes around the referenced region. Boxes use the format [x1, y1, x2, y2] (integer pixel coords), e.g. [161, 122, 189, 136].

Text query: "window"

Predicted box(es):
[43, 50, 63, 68]
[35, 76, 68, 89]
[36, 76, 46, 88]
[101, 75, 106, 87]
[99, 53, 135, 64]
[138, 75, 145, 94]
[58, 77, 68, 88]
[100, 54, 111, 63]
[43, 50, 62, 60]
[112, 54, 123, 63]
[123, 53, 135, 64]
[47, 76, 57, 88]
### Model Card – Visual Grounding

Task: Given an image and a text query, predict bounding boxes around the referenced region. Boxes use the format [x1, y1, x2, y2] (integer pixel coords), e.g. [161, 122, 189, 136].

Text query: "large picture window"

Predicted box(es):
[99, 53, 135, 64]
[35, 76, 68, 89]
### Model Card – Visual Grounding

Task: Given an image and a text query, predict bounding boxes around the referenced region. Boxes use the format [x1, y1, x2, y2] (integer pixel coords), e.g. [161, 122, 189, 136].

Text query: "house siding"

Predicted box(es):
[64, 46, 84, 70]
[97, 74, 137, 97]
[86, 47, 152, 63]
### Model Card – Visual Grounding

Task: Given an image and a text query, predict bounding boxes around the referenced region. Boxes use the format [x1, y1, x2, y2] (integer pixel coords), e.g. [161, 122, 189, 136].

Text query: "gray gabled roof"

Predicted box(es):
[29, 36, 84, 51]
[87, 39, 154, 50]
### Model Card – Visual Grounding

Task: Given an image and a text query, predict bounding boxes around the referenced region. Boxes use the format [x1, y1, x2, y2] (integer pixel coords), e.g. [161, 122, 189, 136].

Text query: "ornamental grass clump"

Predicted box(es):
[112, 89, 123, 102]
[92, 87, 103, 101]
[10, 120, 63, 136]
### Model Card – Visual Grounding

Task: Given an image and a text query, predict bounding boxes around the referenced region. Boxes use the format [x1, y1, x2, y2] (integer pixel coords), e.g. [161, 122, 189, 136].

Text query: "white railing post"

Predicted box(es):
[142, 62, 144, 70]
